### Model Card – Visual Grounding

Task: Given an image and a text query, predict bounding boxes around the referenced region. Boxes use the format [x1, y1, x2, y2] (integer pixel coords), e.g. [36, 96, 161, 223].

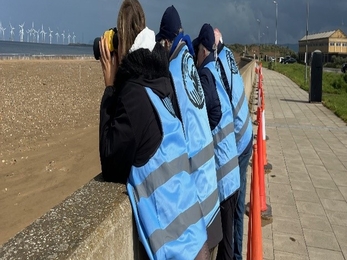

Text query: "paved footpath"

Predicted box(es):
[243, 68, 347, 260]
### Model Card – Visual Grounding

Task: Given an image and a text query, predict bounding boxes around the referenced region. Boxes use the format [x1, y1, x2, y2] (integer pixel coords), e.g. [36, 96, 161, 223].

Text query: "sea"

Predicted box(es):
[0, 40, 94, 58]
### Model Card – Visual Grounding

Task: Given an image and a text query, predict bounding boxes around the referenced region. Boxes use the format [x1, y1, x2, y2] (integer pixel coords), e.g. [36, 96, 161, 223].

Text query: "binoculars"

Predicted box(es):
[93, 27, 118, 60]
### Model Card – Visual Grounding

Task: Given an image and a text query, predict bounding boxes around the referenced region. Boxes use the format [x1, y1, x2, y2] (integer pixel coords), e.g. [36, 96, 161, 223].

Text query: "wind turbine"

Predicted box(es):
[55, 31, 60, 44]
[72, 32, 76, 44]
[0, 22, 6, 40]
[67, 31, 71, 44]
[26, 29, 30, 42]
[19, 22, 25, 42]
[36, 30, 40, 43]
[30, 22, 35, 42]
[9, 22, 15, 41]
[48, 27, 53, 44]
[40, 24, 45, 43]
[61, 30, 65, 44]
[33, 28, 39, 43]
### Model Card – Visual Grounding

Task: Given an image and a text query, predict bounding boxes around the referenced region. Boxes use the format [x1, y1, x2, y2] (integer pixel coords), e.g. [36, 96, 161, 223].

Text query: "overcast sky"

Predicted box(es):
[1, 0, 347, 45]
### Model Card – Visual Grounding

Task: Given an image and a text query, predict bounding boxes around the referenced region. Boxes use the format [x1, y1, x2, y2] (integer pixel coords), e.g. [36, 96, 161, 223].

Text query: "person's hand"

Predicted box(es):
[99, 36, 119, 87]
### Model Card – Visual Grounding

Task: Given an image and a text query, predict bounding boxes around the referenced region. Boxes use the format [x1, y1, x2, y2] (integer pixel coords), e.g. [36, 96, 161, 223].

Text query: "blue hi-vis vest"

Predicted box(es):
[169, 44, 220, 228]
[205, 61, 240, 202]
[127, 87, 207, 260]
[218, 46, 252, 156]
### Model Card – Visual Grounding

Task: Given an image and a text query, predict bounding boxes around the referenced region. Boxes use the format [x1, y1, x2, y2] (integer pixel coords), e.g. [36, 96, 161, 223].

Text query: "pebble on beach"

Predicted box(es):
[0, 59, 104, 156]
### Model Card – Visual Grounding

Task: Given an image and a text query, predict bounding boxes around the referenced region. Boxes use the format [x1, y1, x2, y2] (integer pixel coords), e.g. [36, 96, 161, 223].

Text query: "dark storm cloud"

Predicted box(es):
[1, 0, 347, 45]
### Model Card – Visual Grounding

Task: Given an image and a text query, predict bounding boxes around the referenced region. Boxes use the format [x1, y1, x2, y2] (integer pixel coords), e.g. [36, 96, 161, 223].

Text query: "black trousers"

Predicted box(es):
[216, 190, 239, 260]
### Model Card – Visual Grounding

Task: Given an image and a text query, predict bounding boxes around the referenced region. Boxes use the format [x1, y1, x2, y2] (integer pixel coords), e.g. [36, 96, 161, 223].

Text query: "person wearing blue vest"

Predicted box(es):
[98, 0, 209, 259]
[156, 6, 222, 257]
[214, 29, 253, 260]
[193, 23, 240, 260]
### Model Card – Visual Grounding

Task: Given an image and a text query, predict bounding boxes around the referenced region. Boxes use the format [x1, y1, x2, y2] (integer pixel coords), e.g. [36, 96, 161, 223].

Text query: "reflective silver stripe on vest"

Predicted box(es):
[216, 155, 239, 182]
[233, 90, 246, 117]
[200, 189, 219, 221]
[190, 142, 214, 173]
[149, 201, 202, 253]
[189, 142, 217, 221]
[135, 153, 190, 199]
[213, 121, 234, 147]
[236, 114, 250, 143]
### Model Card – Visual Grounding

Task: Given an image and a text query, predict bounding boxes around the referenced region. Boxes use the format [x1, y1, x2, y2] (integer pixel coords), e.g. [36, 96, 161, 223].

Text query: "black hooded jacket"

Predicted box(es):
[197, 52, 222, 131]
[99, 43, 180, 183]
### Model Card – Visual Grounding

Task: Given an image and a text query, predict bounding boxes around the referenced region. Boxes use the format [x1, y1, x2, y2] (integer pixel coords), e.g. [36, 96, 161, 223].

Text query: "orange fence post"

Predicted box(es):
[262, 108, 268, 166]
[252, 62, 273, 222]
[259, 63, 263, 82]
[247, 144, 263, 260]
[257, 68, 272, 173]
[257, 110, 272, 219]
[257, 108, 272, 219]
[254, 68, 262, 126]
[257, 109, 267, 212]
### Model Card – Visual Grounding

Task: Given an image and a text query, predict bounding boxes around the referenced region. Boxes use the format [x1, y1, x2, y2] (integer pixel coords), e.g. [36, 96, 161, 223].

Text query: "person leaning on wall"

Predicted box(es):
[193, 23, 241, 260]
[214, 28, 253, 260]
[156, 5, 222, 259]
[98, 0, 210, 259]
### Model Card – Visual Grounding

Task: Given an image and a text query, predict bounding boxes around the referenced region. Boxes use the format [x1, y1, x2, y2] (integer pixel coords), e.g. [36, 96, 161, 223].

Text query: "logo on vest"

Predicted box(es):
[182, 51, 205, 109]
[226, 50, 238, 74]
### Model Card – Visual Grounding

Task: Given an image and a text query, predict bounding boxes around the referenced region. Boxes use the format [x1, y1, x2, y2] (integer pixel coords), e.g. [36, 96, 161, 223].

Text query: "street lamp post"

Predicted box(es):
[274, 1, 278, 63]
[257, 19, 260, 60]
[305, 0, 309, 84]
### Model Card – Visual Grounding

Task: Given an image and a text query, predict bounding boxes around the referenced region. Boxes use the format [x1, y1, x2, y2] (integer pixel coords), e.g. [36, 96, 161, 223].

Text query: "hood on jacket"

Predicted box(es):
[115, 42, 172, 99]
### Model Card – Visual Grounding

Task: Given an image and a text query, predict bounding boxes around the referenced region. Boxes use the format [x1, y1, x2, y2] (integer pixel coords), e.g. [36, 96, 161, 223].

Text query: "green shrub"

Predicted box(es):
[324, 56, 347, 68]
[324, 62, 334, 68]
[343, 73, 347, 83]
[332, 79, 342, 89]
[273, 62, 347, 123]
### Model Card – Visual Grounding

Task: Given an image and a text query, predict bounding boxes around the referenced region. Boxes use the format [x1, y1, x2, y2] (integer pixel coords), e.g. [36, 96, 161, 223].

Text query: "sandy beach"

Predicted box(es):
[0, 59, 105, 245]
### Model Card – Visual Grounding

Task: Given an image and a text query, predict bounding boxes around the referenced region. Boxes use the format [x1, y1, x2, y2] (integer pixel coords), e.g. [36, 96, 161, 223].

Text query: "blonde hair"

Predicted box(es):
[117, 0, 146, 60]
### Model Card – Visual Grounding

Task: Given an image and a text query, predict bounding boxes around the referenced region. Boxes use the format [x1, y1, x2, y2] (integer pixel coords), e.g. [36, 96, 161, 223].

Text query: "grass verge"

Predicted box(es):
[265, 62, 347, 124]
